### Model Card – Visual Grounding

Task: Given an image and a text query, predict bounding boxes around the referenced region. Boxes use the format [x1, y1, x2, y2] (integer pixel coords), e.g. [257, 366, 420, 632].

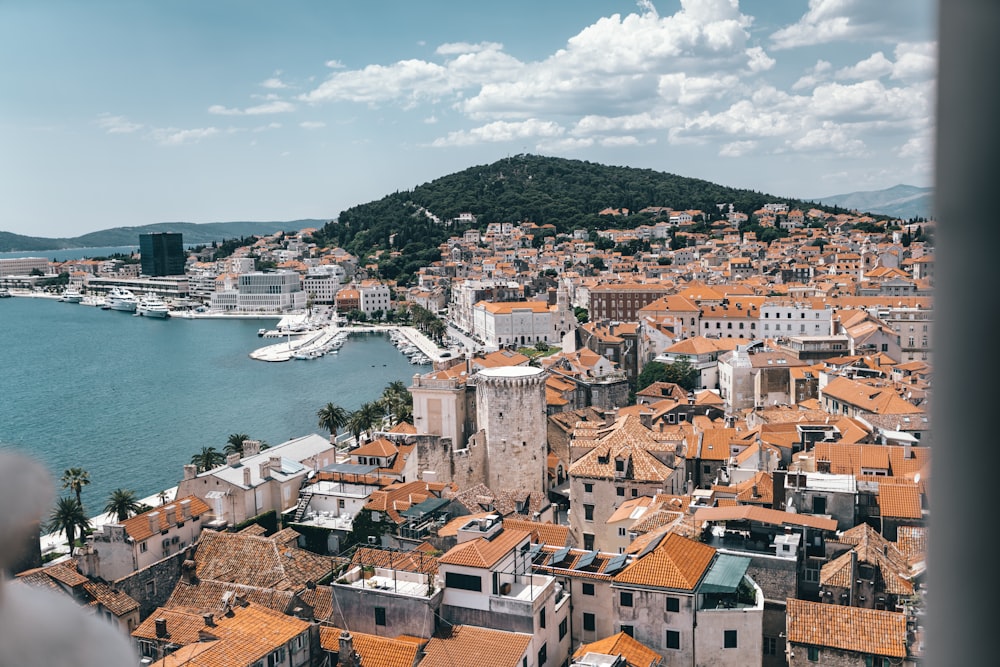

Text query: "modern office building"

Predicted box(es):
[139, 232, 185, 277]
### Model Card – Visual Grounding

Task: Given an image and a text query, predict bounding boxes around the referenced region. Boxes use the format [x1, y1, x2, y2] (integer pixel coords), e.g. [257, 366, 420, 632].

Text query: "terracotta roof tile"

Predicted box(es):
[438, 528, 531, 568]
[614, 533, 715, 590]
[419, 625, 531, 667]
[574, 631, 663, 667]
[319, 627, 420, 667]
[786, 598, 909, 658]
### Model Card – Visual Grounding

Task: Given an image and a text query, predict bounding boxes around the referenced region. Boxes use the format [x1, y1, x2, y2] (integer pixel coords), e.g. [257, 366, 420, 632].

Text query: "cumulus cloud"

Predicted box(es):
[719, 140, 757, 157]
[770, 0, 928, 50]
[260, 77, 288, 89]
[787, 123, 868, 156]
[836, 52, 894, 81]
[745, 46, 775, 72]
[436, 41, 504, 56]
[150, 127, 219, 146]
[891, 41, 936, 81]
[96, 113, 142, 134]
[793, 60, 833, 91]
[430, 119, 564, 147]
[208, 100, 296, 115]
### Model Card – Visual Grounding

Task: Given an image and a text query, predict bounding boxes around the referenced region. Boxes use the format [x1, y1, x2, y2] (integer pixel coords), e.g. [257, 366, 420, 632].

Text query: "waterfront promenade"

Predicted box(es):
[250, 323, 452, 363]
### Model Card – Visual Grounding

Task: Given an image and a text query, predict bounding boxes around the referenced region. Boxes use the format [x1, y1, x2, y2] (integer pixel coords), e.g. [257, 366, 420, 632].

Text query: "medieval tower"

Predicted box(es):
[472, 365, 548, 500]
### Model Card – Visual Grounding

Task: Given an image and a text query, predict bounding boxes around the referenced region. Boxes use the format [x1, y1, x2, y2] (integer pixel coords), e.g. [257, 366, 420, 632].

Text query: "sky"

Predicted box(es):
[0, 0, 937, 238]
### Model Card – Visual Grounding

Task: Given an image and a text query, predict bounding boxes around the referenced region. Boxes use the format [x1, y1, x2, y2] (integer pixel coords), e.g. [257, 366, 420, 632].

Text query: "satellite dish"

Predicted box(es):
[913, 472, 921, 485]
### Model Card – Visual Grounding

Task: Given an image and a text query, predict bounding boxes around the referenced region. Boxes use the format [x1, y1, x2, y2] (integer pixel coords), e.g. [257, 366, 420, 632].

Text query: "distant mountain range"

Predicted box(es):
[0, 220, 329, 253]
[812, 184, 933, 221]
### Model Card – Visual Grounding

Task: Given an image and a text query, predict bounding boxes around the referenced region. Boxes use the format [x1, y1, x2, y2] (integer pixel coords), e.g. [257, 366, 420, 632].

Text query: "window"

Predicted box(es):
[144, 580, 155, 597]
[583, 613, 596, 632]
[617, 487, 625, 497]
[539, 607, 546, 629]
[615, 459, 625, 473]
[374, 606, 386, 626]
[584, 504, 594, 521]
[582, 582, 595, 596]
[538, 643, 547, 666]
[724, 630, 737, 648]
[620, 591, 633, 607]
[808, 646, 820, 662]
[763, 637, 777, 655]
[266, 648, 286, 667]
[559, 617, 568, 639]
[666, 630, 680, 649]
[140, 541, 147, 553]
[583, 533, 594, 550]
[621, 624, 634, 637]
[703, 464, 711, 474]
[445, 572, 483, 591]
[666, 596, 680, 612]
[618, 527, 627, 536]
[631, 488, 638, 497]
[583, 482, 593, 493]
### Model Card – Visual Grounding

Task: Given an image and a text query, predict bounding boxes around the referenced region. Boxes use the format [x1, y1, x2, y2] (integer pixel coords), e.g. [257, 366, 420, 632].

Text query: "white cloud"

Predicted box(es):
[300, 60, 453, 105]
[325, 60, 345, 69]
[770, 0, 928, 50]
[150, 127, 219, 146]
[253, 123, 282, 132]
[299, 121, 326, 129]
[745, 46, 775, 72]
[430, 119, 564, 147]
[436, 41, 504, 56]
[808, 79, 927, 122]
[836, 52, 893, 81]
[208, 100, 296, 115]
[793, 60, 833, 91]
[719, 140, 757, 157]
[260, 77, 288, 89]
[599, 135, 641, 147]
[96, 114, 142, 134]
[787, 123, 868, 156]
[891, 41, 936, 81]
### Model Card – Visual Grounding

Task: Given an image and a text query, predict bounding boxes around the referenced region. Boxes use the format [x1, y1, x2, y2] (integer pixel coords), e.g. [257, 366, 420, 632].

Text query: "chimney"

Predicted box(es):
[639, 410, 652, 429]
[227, 452, 241, 467]
[180, 498, 192, 519]
[242, 439, 261, 457]
[259, 462, 270, 480]
[269, 455, 282, 472]
[203, 612, 215, 627]
[183, 464, 197, 480]
[243, 467, 252, 487]
[164, 505, 176, 526]
[155, 617, 168, 638]
[339, 630, 361, 667]
[147, 511, 160, 534]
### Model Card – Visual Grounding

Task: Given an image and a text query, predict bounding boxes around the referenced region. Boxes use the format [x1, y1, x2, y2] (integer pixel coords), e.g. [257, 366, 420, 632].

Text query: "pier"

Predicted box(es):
[249, 324, 452, 364]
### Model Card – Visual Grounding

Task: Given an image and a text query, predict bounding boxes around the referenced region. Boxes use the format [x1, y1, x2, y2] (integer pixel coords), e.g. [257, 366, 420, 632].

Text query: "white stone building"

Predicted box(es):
[209, 270, 307, 313]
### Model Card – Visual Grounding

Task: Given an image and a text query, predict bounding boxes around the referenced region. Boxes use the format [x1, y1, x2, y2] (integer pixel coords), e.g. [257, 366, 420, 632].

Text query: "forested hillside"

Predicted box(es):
[309, 153, 852, 282]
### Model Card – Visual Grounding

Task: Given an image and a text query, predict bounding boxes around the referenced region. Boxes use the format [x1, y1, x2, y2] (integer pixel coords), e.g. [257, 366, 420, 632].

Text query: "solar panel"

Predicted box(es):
[549, 546, 571, 564]
[604, 553, 628, 575]
[637, 531, 667, 559]
[575, 549, 599, 570]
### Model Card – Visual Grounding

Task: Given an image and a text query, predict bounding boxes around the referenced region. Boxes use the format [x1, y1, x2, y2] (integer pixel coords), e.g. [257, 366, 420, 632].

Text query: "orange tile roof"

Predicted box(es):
[877, 482, 924, 520]
[501, 518, 571, 547]
[123, 495, 211, 542]
[574, 631, 663, 667]
[694, 505, 838, 531]
[319, 627, 420, 667]
[786, 598, 909, 658]
[419, 625, 531, 667]
[193, 530, 336, 591]
[438, 528, 531, 569]
[351, 437, 399, 458]
[614, 533, 715, 590]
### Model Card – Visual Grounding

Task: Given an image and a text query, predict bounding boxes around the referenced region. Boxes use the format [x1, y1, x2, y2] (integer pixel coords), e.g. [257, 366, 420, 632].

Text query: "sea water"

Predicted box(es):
[0, 296, 428, 516]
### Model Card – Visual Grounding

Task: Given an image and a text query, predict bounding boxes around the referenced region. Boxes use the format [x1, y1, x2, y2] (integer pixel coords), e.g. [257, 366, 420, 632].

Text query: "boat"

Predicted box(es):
[137, 293, 170, 318]
[105, 287, 138, 312]
[58, 286, 83, 303]
[0, 287, 11, 298]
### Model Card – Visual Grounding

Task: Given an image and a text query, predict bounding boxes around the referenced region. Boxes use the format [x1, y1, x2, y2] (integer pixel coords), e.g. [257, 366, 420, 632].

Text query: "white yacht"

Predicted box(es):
[59, 286, 83, 303]
[105, 287, 138, 312]
[137, 293, 170, 318]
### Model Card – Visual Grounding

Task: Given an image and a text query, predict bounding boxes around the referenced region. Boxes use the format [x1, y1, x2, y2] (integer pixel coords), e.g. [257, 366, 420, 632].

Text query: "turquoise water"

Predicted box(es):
[0, 296, 428, 516]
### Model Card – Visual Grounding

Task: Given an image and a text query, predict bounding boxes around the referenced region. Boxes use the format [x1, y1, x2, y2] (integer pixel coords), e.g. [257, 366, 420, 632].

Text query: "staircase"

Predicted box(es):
[292, 491, 314, 522]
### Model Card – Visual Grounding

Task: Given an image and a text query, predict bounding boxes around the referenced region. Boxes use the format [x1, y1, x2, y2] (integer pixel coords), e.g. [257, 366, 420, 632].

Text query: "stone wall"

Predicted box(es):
[112, 546, 193, 620]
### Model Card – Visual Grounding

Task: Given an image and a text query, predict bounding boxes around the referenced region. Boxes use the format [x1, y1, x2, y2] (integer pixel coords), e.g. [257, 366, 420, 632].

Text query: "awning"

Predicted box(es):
[400, 496, 450, 518]
[319, 462, 378, 475]
[698, 554, 751, 594]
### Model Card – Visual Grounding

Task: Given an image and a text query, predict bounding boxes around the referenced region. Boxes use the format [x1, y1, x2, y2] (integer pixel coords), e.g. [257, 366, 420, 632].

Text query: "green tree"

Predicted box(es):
[317, 402, 350, 444]
[379, 381, 413, 425]
[47, 496, 91, 555]
[60, 467, 90, 508]
[635, 358, 699, 393]
[104, 488, 142, 522]
[224, 433, 251, 456]
[190, 446, 225, 473]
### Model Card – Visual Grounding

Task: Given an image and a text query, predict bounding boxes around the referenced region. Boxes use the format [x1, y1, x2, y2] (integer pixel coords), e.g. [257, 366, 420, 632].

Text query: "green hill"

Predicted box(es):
[310, 153, 856, 281]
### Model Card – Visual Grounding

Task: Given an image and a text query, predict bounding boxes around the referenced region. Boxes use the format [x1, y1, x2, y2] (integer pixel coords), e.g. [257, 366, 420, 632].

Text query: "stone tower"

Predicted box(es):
[472, 366, 548, 500]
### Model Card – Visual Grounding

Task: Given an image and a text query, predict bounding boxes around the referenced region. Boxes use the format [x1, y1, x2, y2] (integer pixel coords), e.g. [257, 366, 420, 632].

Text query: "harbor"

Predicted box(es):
[249, 321, 451, 365]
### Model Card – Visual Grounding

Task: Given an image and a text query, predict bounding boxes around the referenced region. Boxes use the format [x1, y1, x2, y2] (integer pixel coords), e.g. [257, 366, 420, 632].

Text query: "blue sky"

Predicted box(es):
[0, 0, 937, 237]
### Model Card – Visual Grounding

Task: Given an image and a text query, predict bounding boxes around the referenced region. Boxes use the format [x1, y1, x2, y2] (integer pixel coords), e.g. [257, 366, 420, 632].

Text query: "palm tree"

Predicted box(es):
[104, 488, 142, 522]
[47, 496, 91, 555]
[317, 402, 350, 444]
[379, 381, 413, 425]
[190, 446, 225, 473]
[224, 433, 251, 456]
[60, 467, 90, 507]
[346, 410, 367, 447]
